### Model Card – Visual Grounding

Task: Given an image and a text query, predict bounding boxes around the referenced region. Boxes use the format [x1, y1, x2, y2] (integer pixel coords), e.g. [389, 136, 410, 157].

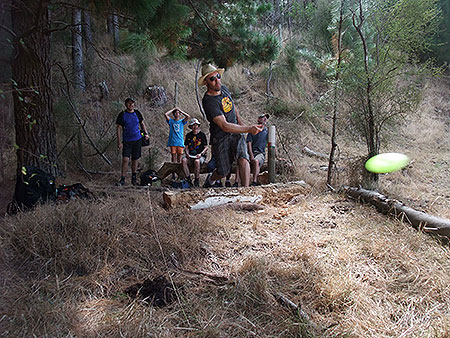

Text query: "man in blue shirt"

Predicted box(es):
[116, 98, 149, 186]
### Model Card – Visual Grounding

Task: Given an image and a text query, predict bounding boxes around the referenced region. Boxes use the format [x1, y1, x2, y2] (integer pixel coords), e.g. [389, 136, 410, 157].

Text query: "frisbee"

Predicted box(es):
[365, 153, 410, 173]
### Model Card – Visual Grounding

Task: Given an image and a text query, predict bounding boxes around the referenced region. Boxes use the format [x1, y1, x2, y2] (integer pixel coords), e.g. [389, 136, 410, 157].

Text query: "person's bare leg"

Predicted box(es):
[182, 157, 190, 179]
[121, 157, 130, 178]
[194, 159, 200, 179]
[252, 159, 260, 183]
[209, 169, 224, 183]
[131, 159, 138, 174]
[171, 153, 177, 163]
[238, 158, 250, 187]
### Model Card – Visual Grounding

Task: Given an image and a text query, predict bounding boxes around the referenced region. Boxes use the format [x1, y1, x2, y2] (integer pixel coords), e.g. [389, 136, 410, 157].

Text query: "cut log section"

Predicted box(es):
[344, 186, 450, 240]
[163, 181, 309, 209]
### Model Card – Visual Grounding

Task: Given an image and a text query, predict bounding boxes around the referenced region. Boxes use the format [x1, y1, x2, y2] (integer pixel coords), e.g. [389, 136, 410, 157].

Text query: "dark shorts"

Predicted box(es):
[212, 133, 249, 177]
[123, 139, 142, 160]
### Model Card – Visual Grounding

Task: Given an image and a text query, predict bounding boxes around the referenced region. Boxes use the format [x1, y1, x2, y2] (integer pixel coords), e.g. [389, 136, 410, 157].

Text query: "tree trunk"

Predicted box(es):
[82, 9, 94, 64]
[11, 0, 58, 176]
[194, 60, 206, 120]
[344, 186, 450, 240]
[72, 8, 85, 91]
[327, 0, 345, 188]
[112, 13, 119, 53]
[353, 0, 378, 186]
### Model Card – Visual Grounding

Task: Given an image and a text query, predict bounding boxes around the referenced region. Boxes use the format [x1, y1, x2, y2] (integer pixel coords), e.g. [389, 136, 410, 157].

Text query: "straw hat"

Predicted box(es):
[198, 64, 225, 86]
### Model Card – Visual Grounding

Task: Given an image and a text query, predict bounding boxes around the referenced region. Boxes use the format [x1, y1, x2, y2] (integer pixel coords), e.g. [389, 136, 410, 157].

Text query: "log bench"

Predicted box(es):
[157, 161, 269, 181]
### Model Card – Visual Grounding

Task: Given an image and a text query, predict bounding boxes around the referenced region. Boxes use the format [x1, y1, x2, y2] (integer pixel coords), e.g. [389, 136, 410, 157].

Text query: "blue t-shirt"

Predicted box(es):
[116, 110, 143, 142]
[246, 127, 268, 155]
[167, 118, 187, 147]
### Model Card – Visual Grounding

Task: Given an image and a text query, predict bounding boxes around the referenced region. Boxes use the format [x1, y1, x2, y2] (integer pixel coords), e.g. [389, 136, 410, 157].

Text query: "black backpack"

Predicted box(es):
[140, 169, 160, 186]
[56, 183, 95, 202]
[7, 166, 56, 215]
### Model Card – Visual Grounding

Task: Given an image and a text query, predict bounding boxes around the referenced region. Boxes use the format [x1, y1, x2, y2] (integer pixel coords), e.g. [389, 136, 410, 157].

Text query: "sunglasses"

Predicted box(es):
[208, 73, 221, 82]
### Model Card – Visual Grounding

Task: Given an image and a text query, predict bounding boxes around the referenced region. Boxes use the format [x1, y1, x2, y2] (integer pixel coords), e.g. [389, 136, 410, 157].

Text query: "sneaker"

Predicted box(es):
[194, 179, 199, 187]
[232, 182, 238, 187]
[116, 177, 125, 186]
[203, 174, 213, 188]
[225, 180, 231, 187]
[250, 182, 259, 187]
[131, 174, 137, 186]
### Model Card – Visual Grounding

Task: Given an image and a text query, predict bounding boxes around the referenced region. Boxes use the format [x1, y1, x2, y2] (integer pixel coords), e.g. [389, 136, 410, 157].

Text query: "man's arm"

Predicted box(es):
[212, 115, 263, 135]
[116, 125, 123, 149]
[247, 141, 254, 160]
[235, 106, 244, 126]
[140, 121, 149, 140]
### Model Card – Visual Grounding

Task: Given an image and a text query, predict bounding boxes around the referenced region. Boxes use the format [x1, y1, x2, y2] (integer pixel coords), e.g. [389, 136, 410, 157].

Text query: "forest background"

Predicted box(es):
[0, 0, 449, 337]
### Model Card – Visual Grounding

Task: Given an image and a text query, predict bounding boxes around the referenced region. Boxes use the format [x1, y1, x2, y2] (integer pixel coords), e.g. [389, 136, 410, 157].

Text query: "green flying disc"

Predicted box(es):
[365, 153, 410, 173]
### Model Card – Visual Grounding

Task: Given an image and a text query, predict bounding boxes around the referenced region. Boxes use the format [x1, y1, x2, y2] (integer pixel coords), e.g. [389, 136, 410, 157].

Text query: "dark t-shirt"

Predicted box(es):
[246, 127, 268, 155]
[202, 85, 236, 141]
[184, 131, 208, 156]
[116, 110, 144, 142]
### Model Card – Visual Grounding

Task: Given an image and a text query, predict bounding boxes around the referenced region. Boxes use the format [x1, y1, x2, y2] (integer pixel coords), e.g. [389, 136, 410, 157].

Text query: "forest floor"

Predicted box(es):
[0, 59, 449, 337]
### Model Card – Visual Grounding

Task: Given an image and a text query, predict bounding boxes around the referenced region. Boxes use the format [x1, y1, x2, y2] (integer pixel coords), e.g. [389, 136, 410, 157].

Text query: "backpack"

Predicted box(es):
[56, 183, 95, 202]
[140, 169, 160, 186]
[7, 166, 56, 215]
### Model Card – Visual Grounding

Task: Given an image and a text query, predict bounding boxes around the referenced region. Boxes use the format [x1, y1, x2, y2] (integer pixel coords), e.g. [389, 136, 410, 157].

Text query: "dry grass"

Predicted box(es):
[1, 47, 449, 337]
[1, 187, 449, 337]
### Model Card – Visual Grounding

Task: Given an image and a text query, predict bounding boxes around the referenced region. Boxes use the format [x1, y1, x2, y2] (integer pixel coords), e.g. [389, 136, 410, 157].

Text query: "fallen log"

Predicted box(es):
[344, 186, 450, 240]
[163, 181, 309, 209]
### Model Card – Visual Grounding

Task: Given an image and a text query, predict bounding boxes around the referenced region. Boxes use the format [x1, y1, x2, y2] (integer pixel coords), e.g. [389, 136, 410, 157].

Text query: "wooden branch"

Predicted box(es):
[344, 186, 450, 240]
[302, 146, 328, 160]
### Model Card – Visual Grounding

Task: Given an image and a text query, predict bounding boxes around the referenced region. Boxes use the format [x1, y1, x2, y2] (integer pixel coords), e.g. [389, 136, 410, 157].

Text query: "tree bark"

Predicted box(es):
[194, 60, 206, 120]
[82, 9, 94, 64]
[11, 0, 58, 176]
[72, 8, 85, 90]
[344, 186, 450, 240]
[112, 13, 119, 53]
[327, 0, 345, 188]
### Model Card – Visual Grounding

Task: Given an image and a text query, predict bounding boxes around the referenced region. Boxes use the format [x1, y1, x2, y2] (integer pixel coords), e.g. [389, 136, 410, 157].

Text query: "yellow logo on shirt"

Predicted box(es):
[222, 97, 233, 113]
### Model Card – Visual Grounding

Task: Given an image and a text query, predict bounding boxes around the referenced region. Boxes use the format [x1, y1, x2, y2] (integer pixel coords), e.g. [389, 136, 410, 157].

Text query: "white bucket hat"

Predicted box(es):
[188, 118, 201, 129]
[198, 64, 225, 86]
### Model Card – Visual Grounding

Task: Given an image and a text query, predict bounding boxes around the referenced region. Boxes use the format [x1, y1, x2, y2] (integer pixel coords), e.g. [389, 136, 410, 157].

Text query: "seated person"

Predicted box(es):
[247, 113, 269, 186]
[182, 118, 208, 187]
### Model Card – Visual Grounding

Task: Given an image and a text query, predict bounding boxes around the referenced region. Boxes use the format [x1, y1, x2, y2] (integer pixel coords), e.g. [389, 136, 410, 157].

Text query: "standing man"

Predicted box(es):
[198, 64, 262, 188]
[182, 118, 208, 187]
[247, 113, 269, 186]
[116, 98, 149, 186]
